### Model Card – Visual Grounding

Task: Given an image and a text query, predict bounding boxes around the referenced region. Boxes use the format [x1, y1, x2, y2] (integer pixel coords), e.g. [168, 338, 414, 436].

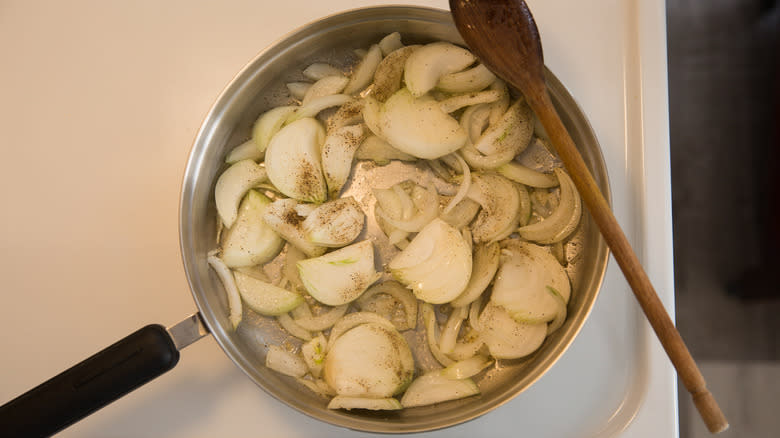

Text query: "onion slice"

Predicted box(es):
[266, 345, 307, 378]
[400, 371, 480, 408]
[421, 303, 454, 366]
[303, 63, 344, 81]
[497, 161, 558, 188]
[206, 253, 242, 329]
[450, 241, 501, 308]
[277, 313, 313, 341]
[440, 355, 493, 380]
[225, 139, 262, 164]
[439, 306, 468, 354]
[517, 168, 582, 244]
[343, 44, 382, 95]
[442, 153, 471, 215]
[355, 281, 418, 331]
[437, 64, 497, 94]
[302, 75, 350, 106]
[214, 159, 267, 228]
[293, 304, 349, 331]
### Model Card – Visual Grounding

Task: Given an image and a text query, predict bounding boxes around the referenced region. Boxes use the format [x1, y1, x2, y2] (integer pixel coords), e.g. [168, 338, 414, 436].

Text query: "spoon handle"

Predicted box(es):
[528, 90, 729, 434]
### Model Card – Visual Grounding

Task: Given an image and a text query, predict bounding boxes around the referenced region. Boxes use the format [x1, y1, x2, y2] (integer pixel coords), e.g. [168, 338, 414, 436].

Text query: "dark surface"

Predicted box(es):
[667, 0, 779, 436]
[668, 0, 779, 361]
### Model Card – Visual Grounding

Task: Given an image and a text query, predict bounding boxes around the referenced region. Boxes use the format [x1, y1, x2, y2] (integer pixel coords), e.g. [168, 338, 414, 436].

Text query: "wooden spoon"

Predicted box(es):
[449, 0, 728, 433]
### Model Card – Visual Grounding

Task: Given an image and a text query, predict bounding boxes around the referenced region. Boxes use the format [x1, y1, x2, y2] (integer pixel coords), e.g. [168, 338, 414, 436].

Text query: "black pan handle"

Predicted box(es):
[0, 324, 180, 437]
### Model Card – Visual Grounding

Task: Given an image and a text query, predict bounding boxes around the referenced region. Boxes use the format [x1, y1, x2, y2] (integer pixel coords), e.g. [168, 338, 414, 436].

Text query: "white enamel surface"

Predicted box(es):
[0, 1, 676, 437]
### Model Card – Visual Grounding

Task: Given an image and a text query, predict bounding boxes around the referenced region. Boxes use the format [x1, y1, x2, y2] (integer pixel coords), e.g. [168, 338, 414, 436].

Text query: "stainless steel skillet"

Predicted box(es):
[0, 6, 609, 436]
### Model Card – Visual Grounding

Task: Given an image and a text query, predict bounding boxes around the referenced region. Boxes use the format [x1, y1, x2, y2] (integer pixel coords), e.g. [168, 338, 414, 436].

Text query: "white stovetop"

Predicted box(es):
[0, 1, 677, 437]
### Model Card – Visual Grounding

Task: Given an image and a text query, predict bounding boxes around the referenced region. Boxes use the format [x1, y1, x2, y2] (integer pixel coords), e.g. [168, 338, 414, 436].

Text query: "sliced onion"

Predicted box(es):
[297, 377, 336, 397]
[459, 103, 492, 143]
[326, 311, 397, 352]
[303, 63, 344, 81]
[286, 82, 311, 100]
[214, 159, 267, 228]
[442, 153, 471, 215]
[440, 152, 464, 174]
[389, 219, 472, 304]
[287, 94, 352, 124]
[355, 135, 416, 164]
[394, 183, 415, 220]
[550, 241, 567, 266]
[302, 75, 350, 106]
[293, 304, 349, 331]
[467, 173, 521, 243]
[460, 142, 518, 169]
[326, 98, 364, 132]
[283, 245, 307, 292]
[291, 299, 312, 320]
[371, 45, 418, 102]
[468, 294, 484, 332]
[266, 345, 307, 378]
[380, 89, 468, 159]
[421, 303, 454, 366]
[491, 240, 571, 323]
[206, 254, 242, 329]
[439, 306, 468, 354]
[277, 312, 313, 341]
[234, 265, 271, 283]
[296, 336, 325, 371]
[438, 64, 496, 94]
[518, 168, 582, 244]
[497, 161, 558, 188]
[355, 281, 418, 331]
[487, 79, 510, 126]
[404, 41, 476, 97]
[439, 197, 480, 229]
[440, 355, 493, 380]
[343, 44, 382, 95]
[546, 286, 568, 335]
[439, 89, 502, 114]
[478, 301, 548, 359]
[252, 106, 298, 154]
[378, 32, 404, 56]
[473, 99, 534, 157]
[302, 196, 365, 247]
[448, 328, 484, 361]
[450, 241, 501, 308]
[324, 322, 414, 398]
[376, 183, 438, 233]
[400, 371, 479, 408]
[516, 183, 532, 227]
[264, 117, 327, 203]
[225, 139, 262, 164]
[321, 124, 365, 197]
[297, 240, 380, 306]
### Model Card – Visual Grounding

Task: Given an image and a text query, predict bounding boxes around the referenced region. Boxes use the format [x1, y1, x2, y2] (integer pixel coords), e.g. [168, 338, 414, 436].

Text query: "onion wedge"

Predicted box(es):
[264, 117, 327, 203]
[206, 254, 242, 329]
[450, 241, 500, 308]
[517, 168, 582, 244]
[379, 88, 468, 159]
[214, 159, 267, 228]
[400, 371, 480, 408]
[467, 173, 521, 243]
[404, 42, 476, 97]
[437, 63, 497, 93]
[321, 125, 366, 197]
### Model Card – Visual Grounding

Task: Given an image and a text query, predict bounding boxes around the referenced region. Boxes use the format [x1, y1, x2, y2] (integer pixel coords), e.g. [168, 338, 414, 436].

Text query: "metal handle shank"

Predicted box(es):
[0, 324, 180, 438]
